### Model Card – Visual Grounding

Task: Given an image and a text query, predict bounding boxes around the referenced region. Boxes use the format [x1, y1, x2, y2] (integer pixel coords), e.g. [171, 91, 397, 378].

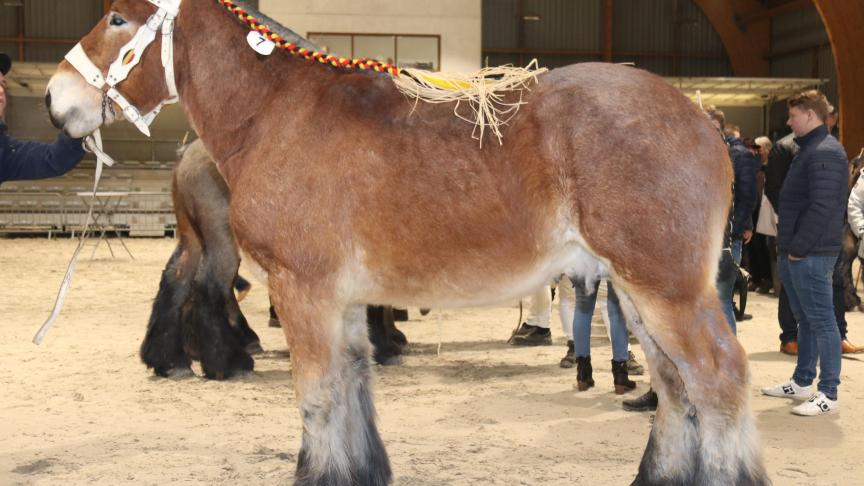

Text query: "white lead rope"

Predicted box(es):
[33, 130, 115, 345]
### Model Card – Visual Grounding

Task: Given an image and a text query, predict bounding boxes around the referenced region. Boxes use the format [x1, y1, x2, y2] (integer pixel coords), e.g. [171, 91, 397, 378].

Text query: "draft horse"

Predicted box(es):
[46, 0, 768, 484]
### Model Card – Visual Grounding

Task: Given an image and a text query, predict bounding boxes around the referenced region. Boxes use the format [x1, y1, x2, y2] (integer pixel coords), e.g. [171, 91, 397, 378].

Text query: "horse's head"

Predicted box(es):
[46, 0, 179, 138]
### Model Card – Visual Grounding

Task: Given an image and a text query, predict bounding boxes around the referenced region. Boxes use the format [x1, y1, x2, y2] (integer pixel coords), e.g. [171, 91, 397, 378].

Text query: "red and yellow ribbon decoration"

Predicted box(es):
[217, 0, 402, 77]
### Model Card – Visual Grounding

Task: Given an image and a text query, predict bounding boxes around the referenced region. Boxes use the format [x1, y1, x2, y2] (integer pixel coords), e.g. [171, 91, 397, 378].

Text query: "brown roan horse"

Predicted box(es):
[45, 1, 768, 484]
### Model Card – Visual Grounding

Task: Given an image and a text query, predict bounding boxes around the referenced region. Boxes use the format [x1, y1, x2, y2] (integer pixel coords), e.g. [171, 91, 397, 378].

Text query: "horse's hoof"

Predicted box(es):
[392, 308, 409, 321]
[377, 355, 404, 366]
[165, 366, 194, 378]
[268, 317, 281, 328]
[246, 341, 264, 355]
[419, 308, 431, 316]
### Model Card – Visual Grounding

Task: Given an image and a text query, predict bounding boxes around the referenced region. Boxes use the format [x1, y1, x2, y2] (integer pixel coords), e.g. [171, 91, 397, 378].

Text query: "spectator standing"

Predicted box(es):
[762, 90, 847, 416]
[0, 52, 86, 185]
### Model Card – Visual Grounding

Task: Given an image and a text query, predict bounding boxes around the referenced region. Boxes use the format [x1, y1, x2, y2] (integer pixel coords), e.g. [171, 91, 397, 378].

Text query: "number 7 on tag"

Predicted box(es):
[247, 31, 276, 56]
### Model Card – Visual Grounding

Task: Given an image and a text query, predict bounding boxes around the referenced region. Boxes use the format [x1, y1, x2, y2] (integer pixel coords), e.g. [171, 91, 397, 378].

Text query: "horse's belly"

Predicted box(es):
[353, 223, 609, 308]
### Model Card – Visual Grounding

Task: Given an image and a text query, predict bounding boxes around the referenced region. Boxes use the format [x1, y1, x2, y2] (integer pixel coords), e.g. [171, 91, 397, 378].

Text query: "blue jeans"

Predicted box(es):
[571, 280, 629, 362]
[731, 238, 743, 264]
[778, 255, 841, 400]
[716, 237, 743, 335]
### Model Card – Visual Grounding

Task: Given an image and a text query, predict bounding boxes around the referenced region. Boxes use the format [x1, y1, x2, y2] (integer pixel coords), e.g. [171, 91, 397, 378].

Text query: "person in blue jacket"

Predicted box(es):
[761, 90, 848, 417]
[0, 52, 85, 185]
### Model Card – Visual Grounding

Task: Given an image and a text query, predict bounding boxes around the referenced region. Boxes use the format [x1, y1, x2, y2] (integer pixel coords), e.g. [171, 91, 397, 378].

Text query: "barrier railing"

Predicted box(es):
[0, 191, 66, 238]
[0, 191, 175, 238]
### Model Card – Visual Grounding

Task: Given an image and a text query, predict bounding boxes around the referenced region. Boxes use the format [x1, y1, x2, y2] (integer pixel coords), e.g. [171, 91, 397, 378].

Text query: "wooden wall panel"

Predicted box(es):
[814, 1, 864, 157]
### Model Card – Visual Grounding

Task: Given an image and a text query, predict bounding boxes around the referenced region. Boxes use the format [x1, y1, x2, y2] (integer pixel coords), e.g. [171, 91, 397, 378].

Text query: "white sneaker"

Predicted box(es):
[791, 392, 839, 416]
[761, 379, 812, 400]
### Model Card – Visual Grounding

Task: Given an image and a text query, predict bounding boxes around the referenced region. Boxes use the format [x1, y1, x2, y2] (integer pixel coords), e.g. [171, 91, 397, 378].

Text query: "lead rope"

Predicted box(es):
[33, 130, 115, 345]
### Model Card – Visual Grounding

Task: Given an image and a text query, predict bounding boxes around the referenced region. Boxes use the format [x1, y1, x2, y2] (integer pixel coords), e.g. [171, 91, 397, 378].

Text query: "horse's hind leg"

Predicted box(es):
[234, 301, 263, 355]
[140, 243, 197, 378]
[271, 280, 391, 486]
[618, 287, 769, 485]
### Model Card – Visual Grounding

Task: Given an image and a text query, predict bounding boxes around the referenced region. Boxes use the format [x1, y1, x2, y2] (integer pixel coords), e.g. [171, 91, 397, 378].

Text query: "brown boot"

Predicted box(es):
[575, 356, 594, 391]
[612, 359, 636, 394]
[842, 339, 864, 354]
[780, 341, 798, 355]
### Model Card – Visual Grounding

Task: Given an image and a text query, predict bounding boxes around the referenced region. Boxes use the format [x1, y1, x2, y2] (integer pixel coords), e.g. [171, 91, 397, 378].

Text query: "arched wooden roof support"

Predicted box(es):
[813, 1, 864, 157]
[691, 0, 770, 77]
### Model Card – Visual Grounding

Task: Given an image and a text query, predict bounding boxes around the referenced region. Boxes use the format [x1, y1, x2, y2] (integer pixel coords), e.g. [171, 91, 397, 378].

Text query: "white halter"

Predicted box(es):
[63, 0, 181, 137]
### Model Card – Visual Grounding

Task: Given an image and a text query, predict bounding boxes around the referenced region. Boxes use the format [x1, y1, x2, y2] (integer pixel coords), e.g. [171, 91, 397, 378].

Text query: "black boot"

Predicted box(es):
[611, 359, 636, 394]
[622, 388, 658, 412]
[559, 340, 577, 368]
[575, 356, 594, 391]
[508, 323, 552, 346]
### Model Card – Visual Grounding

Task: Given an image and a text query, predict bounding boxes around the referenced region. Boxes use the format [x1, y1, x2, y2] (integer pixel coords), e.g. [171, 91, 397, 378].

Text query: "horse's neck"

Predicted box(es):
[173, 0, 327, 164]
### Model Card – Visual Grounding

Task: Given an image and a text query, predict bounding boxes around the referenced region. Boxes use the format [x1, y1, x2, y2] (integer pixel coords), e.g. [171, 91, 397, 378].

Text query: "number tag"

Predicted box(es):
[246, 31, 276, 56]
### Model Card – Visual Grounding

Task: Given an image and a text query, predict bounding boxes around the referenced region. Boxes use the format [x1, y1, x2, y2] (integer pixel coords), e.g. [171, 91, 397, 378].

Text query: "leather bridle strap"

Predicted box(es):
[63, 0, 181, 137]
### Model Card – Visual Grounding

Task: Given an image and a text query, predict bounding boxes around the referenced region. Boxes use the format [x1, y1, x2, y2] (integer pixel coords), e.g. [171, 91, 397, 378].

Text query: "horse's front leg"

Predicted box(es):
[140, 244, 197, 378]
[271, 278, 391, 486]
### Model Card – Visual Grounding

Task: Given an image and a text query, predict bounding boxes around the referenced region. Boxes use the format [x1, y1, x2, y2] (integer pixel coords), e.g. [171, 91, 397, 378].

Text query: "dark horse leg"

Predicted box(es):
[140, 244, 197, 377]
[141, 141, 254, 379]
[367, 305, 408, 365]
[186, 262, 254, 379]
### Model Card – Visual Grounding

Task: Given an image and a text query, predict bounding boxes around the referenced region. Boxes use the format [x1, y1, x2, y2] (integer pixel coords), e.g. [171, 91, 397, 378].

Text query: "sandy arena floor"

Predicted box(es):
[1, 238, 863, 485]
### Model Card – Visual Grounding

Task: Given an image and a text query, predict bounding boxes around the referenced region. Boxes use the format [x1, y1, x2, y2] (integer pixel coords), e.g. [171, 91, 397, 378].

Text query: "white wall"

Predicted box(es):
[259, 0, 481, 73]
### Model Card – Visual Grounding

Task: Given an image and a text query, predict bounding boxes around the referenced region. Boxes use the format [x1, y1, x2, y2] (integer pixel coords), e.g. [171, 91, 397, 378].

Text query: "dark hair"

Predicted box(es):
[787, 90, 831, 122]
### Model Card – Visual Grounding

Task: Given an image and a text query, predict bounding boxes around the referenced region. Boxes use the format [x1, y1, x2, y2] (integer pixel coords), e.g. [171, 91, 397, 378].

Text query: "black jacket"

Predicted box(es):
[764, 132, 798, 210]
[726, 136, 759, 237]
[777, 125, 848, 257]
[0, 122, 85, 185]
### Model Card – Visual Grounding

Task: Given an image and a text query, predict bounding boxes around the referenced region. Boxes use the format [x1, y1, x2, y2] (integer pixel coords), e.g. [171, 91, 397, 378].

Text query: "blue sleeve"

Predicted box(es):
[0, 132, 86, 183]
[732, 149, 758, 236]
[787, 150, 848, 257]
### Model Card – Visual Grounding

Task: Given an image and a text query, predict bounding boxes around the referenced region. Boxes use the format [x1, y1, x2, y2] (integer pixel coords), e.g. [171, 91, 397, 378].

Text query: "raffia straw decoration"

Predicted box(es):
[391, 59, 548, 147]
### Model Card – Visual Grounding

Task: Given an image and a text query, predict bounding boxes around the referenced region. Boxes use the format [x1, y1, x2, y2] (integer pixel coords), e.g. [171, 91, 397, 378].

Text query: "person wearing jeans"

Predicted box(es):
[570, 280, 636, 394]
[776, 256, 841, 401]
[762, 90, 847, 416]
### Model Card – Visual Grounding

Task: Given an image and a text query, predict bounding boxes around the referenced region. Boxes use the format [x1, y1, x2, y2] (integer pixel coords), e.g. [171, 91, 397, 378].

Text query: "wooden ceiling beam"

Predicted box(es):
[692, 0, 770, 76]
[813, 1, 864, 156]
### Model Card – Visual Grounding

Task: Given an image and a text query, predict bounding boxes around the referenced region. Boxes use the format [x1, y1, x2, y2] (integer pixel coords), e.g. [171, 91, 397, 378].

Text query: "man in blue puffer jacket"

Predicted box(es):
[0, 53, 85, 186]
[761, 90, 848, 417]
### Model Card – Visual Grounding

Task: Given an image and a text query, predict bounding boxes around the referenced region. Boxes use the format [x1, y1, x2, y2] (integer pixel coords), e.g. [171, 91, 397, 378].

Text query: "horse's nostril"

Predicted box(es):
[45, 92, 52, 109]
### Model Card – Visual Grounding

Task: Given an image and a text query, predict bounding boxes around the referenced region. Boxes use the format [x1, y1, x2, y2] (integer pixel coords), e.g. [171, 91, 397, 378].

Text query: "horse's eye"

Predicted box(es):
[109, 14, 127, 27]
